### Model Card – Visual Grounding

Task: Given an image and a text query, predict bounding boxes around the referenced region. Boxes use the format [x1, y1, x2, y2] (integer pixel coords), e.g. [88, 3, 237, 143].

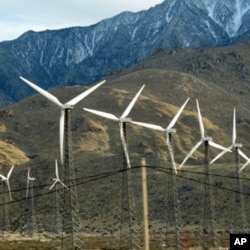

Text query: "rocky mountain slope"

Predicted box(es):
[0, 42, 250, 241]
[1, 0, 250, 105]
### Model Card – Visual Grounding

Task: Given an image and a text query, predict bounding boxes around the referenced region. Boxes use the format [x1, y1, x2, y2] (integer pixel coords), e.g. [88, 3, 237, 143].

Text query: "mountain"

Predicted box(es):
[1, 0, 250, 105]
[1, 41, 250, 248]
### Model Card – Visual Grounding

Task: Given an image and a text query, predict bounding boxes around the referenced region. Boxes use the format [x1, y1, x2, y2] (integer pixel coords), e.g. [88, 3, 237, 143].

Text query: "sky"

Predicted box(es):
[0, 0, 163, 42]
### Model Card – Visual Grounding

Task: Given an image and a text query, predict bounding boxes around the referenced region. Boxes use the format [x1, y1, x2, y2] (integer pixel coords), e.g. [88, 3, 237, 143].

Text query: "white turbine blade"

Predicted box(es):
[209, 146, 232, 164]
[66, 80, 106, 106]
[55, 159, 59, 178]
[58, 180, 68, 189]
[238, 149, 250, 161]
[239, 159, 250, 173]
[84, 108, 119, 121]
[60, 110, 65, 165]
[0, 174, 5, 180]
[19, 76, 63, 107]
[232, 108, 236, 144]
[196, 99, 205, 139]
[179, 140, 203, 168]
[119, 123, 131, 168]
[49, 181, 57, 190]
[208, 141, 231, 151]
[166, 97, 190, 130]
[26, 177, 30, 199]
[28, 167, 31, 179]
[7, 165, 15, 178]
[121, 85, 145, 119]
[169, 149, 177, 174]
[166, 137, 177, 174]
[130, 121, 165, 132]
[26, 167, 34, 198]
[6, 180, 12, 201]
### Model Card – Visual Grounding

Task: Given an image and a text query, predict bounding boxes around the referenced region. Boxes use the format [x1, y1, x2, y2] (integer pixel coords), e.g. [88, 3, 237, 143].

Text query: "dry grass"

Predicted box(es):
[0, 42, 250, 248]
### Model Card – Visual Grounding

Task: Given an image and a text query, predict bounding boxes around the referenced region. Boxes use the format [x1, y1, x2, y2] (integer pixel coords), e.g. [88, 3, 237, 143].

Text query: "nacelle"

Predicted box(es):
[120, 117, 132, 123]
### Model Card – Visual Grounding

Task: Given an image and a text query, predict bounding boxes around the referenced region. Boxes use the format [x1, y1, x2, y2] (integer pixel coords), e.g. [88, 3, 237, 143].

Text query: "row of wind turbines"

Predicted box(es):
[1, 98, 249, 201]
[1, 76, 249, 249]
[15, 77, 250, 177]
[0, 147, 68, 203]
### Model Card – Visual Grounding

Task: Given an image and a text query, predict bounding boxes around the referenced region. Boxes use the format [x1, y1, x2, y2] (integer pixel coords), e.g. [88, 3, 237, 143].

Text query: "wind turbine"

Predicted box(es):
[19, 76, 106, 165]
[210, 109, 241, 164]
[209, 108, 250, 172]
[0, 165, 15, 201]
[84, 84, 145, 169]
[50, 159, 68, 190]
[84, 85, 145, 249]
[26, 167, 35, 199]
[209, 109, 250, 233]
[25, 167, 37, 236]
[20, 76, 105, 249]
[179, 99, 230, 168]
[0, 165, 14, 235]
[130, 97, 190, 174]
[50, 159, 67, 239]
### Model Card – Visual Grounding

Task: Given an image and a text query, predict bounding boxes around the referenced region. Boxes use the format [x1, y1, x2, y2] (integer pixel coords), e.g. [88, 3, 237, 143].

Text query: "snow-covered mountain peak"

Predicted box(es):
[1, 0, 250, 105]
[185, 0, 250, 37]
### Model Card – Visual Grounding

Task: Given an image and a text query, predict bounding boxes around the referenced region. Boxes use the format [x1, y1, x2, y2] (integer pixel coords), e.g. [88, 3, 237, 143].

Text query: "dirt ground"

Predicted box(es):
[0, 232, 230, 249]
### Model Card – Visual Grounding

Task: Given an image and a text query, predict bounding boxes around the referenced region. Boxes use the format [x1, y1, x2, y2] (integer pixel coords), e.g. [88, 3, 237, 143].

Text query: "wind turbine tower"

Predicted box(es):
[50, 159, 68, 247]
[84, 85, 145, 250]
[131, 98, 189, 249]
[0, 165, 14, 236]
[25, 167, 38, 236]
[20, 76, 106, 249]
[179, 99, 229, 249]
[210, 108, 248, 233]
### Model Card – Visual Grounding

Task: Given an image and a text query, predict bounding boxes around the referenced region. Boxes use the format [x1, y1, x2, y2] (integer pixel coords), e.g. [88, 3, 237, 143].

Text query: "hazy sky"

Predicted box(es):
[0, 0, 163, 42]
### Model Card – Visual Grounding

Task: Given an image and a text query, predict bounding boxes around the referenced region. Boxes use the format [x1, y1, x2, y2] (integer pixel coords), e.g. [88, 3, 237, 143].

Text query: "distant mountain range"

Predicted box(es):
[2, 40, 250, 239]
[1, 0, 250, 105]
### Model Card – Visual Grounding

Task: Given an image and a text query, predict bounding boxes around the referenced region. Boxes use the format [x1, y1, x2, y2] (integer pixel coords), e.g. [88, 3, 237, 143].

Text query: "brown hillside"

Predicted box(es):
[0, 42, 250, 248]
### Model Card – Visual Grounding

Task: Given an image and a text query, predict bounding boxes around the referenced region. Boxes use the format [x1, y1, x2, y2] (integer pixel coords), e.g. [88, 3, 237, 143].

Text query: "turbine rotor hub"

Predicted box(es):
[62, 104, 74, 110]
[120, 117, 132, 123]
[167, 128, 176, 133]
[203, 136, 212, 141]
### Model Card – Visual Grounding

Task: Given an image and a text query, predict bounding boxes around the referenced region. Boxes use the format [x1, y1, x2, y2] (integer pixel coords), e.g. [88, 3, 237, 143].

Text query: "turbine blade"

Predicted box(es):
[19, 76, 63, 107]
[238, 149, 250, 161]
[28, 167, 31, 179]
[66, 80, 106, 106]
[179, 140, 203, 168]
[130, 121, 165, 132]
[26, 178, 30, 199]
[121, 85, 145, 119]
[209, 146, 232, 164]
[83, 108, 119, 121]
[208, 141, 231, 151]
[58, 180, 68, 189]
[166, 97, 190, 130]
[120, 123, 131, 168]
[60, 110, 65, 165]
[166, 137, 177, 174]
[7, 165, 15, 178]
[49, 181, 57, 190]
[0, 174, 5, 179]
[196, 99, 205, 138]
[239, 159, 250, 173]
[232, 108, 236, 144]
[6, 180, 12, 201]
[55, 159, 59, 178]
